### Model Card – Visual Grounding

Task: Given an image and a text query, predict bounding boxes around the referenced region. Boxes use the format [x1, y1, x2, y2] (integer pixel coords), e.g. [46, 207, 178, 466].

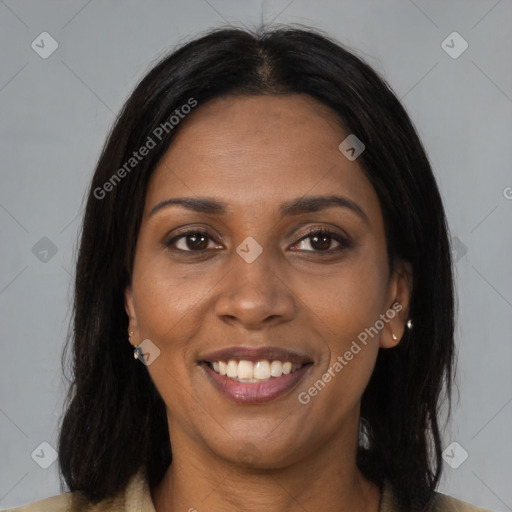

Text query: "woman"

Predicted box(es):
[5, 26, 492, 512]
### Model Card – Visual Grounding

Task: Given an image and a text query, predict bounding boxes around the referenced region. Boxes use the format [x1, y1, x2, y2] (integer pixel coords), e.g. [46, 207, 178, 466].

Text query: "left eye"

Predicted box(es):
[292, 229, 349, 252]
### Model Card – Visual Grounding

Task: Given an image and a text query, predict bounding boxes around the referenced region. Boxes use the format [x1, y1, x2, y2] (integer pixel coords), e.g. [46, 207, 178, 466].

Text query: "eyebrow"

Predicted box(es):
[148, 195, 369, 224]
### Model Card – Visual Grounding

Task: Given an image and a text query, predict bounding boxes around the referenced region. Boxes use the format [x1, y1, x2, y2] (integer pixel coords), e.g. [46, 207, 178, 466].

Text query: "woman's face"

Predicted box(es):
[125, 94, 411, 468]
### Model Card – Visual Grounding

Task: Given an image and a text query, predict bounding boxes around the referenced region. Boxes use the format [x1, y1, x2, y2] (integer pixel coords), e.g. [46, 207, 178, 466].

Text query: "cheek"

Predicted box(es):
[130, 256, 212, 405]
[302, 250, 389, 343]
[132, 253, 212, 340]
[294, 250, 388, 410]
[295, 288, 382, 433]
[131, 261, 205, 417]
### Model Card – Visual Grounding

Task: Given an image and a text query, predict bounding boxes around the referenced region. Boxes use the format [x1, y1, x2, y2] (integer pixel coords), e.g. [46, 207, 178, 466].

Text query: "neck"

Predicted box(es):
[152, 418, 381, 512]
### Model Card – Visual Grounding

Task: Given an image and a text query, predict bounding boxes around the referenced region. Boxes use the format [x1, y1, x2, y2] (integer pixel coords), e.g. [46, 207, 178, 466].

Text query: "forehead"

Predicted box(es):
[145, 94, 379, 218]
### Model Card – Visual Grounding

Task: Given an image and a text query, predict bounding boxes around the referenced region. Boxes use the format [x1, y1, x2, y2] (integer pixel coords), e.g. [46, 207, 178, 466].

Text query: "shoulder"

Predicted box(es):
[380, 480, 494, 512]
[0, 470, 155, 512]
[431, 491, 494, 512]
[0, 493, 71, 512]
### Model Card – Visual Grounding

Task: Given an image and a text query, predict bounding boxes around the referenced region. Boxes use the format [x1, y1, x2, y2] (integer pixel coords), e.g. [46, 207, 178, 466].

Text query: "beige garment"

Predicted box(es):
[2, 471, 493, 512]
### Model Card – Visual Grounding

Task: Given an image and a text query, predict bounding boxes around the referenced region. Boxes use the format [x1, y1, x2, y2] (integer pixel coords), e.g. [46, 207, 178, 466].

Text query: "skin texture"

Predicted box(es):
[124, 94, 412, 512]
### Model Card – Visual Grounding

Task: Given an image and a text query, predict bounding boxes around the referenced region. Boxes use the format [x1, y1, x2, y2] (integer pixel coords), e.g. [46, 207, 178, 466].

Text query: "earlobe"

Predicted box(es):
[380, 302, 405, 348]
[124, 285, 138, 345]
[380, 260, 413, 349]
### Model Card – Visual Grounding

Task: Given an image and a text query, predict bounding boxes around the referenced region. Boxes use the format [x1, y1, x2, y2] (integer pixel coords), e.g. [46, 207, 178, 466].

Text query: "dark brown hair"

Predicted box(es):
[59, 25, 454, 511]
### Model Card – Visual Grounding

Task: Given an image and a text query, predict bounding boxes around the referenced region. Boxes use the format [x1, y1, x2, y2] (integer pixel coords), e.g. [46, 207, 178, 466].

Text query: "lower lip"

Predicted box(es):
[200, 362, 312, 404]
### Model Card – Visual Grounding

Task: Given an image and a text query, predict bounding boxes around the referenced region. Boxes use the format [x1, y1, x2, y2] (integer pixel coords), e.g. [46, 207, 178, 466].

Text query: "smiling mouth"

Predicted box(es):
[206, 359, 309, 382]
[199, 345, 313, 383]
[200, 359, 313, 404]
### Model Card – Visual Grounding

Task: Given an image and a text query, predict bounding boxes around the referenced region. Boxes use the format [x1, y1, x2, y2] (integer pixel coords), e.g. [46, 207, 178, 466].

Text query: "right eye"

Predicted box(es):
[165, 229, 223, 252]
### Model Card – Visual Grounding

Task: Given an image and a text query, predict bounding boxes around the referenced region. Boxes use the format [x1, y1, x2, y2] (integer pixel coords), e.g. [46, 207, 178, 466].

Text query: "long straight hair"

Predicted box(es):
[59, 25, 454, 511]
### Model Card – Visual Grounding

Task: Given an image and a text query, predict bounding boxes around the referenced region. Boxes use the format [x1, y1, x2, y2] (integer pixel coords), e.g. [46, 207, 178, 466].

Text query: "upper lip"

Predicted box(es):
[199, 346, 313, 365]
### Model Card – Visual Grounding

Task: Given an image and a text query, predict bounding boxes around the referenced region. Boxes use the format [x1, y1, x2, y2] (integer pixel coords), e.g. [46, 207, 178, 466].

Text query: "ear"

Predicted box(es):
[380, 259, 413, 349]
[124, 284, 139, 347]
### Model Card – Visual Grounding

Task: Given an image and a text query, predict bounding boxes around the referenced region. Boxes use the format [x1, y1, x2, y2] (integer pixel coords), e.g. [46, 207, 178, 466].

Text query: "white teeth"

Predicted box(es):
[226, 360, 238, 378]
[270, 360, 283, 377]
[253, 360, 270, 380]
[210, 359, 303, 381]
[238, 360, 253, 379]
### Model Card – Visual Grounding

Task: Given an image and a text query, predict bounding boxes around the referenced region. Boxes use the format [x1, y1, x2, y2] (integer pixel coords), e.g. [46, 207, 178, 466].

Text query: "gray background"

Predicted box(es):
[1, 0, 511, 510]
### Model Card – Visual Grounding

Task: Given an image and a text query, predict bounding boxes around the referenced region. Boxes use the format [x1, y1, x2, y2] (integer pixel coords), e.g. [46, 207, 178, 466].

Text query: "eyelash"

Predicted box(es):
[164, 227, 351, 254]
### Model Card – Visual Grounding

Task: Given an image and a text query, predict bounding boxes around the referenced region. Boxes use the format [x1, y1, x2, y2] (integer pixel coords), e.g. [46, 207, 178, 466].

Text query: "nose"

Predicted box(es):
[214, 247, 296, 330]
